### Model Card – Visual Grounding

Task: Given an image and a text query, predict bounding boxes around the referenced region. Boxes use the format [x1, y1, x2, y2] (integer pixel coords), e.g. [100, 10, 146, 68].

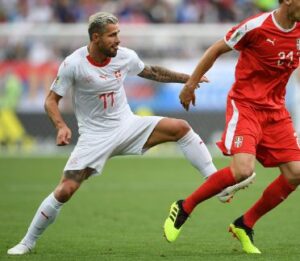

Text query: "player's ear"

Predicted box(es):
[91, 32, 102, 42]
[284, 0, 292, 5]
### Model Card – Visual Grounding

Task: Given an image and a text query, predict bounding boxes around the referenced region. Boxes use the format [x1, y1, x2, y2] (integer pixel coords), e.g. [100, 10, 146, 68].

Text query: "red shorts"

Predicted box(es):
[217, 98, 300, 167]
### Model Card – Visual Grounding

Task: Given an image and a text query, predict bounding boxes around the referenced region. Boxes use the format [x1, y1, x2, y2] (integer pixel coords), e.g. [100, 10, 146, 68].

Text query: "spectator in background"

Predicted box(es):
[26, 0, 53, 23]
[143, 0, 174, 23]
[0, 71, 34, 151]
[176, 0, 201, 23]
[53, 0, 77, 23]
[0, 0, 28, 22]
[117, 0, 151, 24]
[213, 0, 237, 22]
[27, 41, 57, 108]
[0, 0, 262, 24]
[236, 0, 257, 22]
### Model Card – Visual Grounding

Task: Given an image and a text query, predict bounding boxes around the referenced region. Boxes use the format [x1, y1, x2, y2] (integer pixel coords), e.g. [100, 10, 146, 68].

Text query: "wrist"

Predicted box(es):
[56, 122, 67, 130]
[185, 82, 198, 91]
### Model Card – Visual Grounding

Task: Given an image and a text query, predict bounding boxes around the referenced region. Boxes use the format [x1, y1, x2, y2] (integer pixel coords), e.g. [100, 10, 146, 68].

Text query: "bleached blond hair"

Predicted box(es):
[88, 12, 118, 41]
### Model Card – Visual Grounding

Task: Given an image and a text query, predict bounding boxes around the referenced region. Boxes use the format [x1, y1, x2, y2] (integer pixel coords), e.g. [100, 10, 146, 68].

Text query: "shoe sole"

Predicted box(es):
[218, 173, 256, 203]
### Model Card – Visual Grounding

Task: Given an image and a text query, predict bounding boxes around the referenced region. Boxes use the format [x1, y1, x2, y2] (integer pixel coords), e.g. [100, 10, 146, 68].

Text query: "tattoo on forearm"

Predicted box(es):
[138, 65, 189, 83]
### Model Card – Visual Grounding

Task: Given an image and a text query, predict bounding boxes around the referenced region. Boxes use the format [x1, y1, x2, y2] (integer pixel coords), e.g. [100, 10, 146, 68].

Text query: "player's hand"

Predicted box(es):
[56, 126, 72, 146]
[179, 75, 209, 111]
[179, 84, 197, 111]
[199, 75, 209, 83]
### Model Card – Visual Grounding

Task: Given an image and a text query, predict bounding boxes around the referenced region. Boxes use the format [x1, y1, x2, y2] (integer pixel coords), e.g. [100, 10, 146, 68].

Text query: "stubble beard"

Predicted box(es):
[100, 45, 118, 58]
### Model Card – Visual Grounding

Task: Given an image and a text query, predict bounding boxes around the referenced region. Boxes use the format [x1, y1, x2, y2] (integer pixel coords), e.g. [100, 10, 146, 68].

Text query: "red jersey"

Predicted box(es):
[225, 11, 300, 109]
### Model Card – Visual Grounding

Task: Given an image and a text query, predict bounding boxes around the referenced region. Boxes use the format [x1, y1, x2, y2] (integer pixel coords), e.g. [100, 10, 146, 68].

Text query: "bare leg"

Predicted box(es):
[7, 168, 94, 255]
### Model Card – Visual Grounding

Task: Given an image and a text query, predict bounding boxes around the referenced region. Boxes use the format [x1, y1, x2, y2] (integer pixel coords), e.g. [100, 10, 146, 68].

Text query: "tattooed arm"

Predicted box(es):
[138, 65, 209, 111]
[138, 65, 188, 83]
[138, 65, 208, 83]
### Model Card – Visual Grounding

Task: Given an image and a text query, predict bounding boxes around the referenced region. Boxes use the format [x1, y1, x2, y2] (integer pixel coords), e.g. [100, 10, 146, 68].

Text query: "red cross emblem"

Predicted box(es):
[114, 70, 122, 79]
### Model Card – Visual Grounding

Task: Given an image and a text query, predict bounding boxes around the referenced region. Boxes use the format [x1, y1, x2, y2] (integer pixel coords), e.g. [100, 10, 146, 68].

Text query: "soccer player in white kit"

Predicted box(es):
[7, 12, 255, 255]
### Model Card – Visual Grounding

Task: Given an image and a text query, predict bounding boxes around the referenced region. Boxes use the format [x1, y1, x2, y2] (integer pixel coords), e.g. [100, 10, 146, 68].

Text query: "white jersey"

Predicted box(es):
[50, 46, 145, 134]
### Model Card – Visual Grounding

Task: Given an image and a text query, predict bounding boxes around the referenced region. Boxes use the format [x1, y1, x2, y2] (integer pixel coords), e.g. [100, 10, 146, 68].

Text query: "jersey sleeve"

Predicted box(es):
[127, 49, 145, 76]
[224, 22, 251, 51]
[50, 58, 74, 96]
[224, 13, 269, 51]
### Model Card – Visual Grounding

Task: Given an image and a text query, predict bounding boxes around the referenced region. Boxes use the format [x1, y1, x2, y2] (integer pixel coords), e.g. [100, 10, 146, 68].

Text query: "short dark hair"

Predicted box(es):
[278, 0, 283, 3]
[88, 12, 118, 41]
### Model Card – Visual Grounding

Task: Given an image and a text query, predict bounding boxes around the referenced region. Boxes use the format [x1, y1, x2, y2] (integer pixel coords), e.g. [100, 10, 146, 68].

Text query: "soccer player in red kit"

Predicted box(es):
[164, 0, 300, 254]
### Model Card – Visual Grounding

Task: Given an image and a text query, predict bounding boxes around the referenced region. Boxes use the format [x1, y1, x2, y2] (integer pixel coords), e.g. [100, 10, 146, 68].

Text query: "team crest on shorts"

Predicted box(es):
[234, 136, 243, 148]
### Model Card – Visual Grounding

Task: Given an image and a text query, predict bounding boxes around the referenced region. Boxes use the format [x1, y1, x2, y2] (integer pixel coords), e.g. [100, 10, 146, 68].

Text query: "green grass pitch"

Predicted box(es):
[1, 156, 300, 260]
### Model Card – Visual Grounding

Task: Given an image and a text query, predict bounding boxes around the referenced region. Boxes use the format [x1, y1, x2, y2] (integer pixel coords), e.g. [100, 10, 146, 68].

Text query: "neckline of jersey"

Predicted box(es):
[86, 55, 111, 67]
[271, 10, 297, 32]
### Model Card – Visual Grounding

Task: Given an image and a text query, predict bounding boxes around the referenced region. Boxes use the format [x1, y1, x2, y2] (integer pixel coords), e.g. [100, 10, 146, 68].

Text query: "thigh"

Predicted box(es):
[144, 117, 190, 148]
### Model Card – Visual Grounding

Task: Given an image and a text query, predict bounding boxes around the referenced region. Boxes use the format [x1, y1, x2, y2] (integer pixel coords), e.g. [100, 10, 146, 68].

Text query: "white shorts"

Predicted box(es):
[64, 115, 163, 176]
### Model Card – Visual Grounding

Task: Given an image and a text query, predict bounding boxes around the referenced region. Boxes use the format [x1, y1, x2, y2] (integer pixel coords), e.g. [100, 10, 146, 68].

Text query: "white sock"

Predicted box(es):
[177, 129, 217, 178]
[21, 192, 63, 247]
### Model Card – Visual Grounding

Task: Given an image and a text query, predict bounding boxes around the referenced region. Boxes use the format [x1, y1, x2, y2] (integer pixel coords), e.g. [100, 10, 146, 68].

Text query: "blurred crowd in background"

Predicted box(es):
[0, 0, 278, 24]
[0, 0, 280, 63]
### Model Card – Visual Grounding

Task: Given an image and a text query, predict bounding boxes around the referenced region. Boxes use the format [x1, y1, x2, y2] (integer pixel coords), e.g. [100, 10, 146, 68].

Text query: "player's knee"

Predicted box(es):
[280, 163, 300, 186]
[232, 165, 254, 181]
[54, 182, 79, 203]
[173, 119, 191, 139]
[287, 177, 300, 186]
[284, 170, 300, 186]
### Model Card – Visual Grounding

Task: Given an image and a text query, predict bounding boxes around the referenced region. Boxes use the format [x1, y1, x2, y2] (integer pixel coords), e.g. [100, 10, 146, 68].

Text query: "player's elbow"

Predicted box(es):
[44, 97, 54, 114]
[44, 98, 50, 113]
[44, 91, 61, 113]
